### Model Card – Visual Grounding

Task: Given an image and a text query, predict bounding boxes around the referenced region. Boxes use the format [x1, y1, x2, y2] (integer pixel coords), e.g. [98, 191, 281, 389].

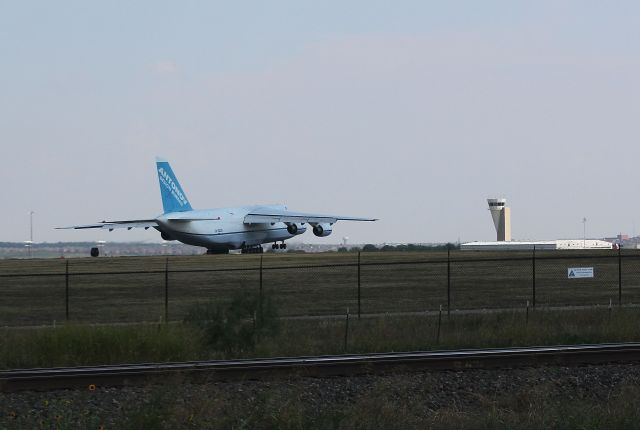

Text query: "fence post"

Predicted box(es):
[357, 252, 361, 320]
[437, 304, 442, 343]
[259, 254, 264, 321]
[344, 307, 350, 352]
[618, 246, 622, 307]
[447, 248, 451, 317]
[532, 246, 536, 308]
[65, 259, 69, 321]
[609, 298, 613, 323]
[164, 257, 169, 323]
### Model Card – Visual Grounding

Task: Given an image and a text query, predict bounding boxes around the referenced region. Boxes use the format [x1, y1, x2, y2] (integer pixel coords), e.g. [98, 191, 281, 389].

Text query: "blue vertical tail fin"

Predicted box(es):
[155, 157, 193, 213]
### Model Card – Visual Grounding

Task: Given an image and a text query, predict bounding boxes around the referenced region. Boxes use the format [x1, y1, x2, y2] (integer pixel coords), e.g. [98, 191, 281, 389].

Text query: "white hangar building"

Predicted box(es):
[461, 198, 613, 251]
[461, 239, 613, 251]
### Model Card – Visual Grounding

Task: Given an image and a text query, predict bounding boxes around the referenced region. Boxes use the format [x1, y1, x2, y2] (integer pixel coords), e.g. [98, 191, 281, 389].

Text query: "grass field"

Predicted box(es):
[1, 306, 640, 369]
[1, 250, 640, 326]
[3, 284, 640, 429]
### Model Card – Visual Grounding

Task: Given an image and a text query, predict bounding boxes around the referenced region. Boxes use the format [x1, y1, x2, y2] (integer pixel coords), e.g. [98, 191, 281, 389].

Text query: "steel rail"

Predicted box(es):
[3, 343, 640, 392]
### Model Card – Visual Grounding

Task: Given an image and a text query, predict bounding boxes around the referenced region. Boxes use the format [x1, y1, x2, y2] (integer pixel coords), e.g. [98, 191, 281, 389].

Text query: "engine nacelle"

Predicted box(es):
[286, 223, 307, 235]
[160, 231, 175, 241]
[312, 223, 333, 237]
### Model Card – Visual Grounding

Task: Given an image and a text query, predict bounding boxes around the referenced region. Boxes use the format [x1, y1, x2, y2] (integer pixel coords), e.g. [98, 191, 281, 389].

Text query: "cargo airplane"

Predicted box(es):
[59, 158, 377, 254]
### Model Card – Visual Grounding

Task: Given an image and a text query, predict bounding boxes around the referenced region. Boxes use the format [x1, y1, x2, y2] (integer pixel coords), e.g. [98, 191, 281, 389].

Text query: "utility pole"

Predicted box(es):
[582, 217, 587, 248]
[26, 211, 35, 258]
[30, 211, 34, 243]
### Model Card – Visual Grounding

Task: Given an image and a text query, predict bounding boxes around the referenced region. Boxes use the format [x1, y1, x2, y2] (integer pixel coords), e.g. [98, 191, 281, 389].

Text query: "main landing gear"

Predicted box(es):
[241, 245, 264, 254]
[271, 242, 287, 250]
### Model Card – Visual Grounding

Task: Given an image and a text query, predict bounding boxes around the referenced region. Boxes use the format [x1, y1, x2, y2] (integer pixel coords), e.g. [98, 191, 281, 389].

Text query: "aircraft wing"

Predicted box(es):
[244, 208, 377, 225]
[56, 220, 158, 231]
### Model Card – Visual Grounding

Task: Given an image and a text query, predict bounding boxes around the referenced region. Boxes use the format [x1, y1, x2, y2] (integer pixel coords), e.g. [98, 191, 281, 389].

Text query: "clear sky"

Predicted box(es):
[1, 1, 639, 245]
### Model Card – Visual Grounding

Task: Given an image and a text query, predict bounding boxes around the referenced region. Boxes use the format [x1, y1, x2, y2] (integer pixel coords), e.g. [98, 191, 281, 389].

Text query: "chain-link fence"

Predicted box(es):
[1, 250, 639, 326]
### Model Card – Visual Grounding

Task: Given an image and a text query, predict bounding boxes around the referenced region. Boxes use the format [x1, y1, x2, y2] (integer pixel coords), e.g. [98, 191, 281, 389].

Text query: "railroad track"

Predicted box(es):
[3, 343, 640, 392]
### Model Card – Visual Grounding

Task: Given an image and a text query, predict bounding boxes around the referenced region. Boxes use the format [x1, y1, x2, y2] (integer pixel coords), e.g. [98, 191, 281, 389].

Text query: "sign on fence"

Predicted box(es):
[568, 267, 594, 279]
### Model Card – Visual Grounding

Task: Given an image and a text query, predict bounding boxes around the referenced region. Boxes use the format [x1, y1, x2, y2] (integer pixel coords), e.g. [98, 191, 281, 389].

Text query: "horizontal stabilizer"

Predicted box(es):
[56, 220, 158, 231]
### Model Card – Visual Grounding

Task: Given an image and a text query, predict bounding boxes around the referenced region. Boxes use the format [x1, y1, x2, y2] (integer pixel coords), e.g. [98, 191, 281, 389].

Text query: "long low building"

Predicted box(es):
[460, 239, 613, 251]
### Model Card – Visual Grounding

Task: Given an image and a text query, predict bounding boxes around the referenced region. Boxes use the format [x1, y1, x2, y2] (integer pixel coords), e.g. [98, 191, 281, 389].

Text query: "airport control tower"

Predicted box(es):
[487, 198, 511, 241]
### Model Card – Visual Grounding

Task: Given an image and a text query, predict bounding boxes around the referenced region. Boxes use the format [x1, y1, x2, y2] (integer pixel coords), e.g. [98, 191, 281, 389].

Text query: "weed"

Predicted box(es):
[184, 291, 280, 354]
[2, 307, 640, 368]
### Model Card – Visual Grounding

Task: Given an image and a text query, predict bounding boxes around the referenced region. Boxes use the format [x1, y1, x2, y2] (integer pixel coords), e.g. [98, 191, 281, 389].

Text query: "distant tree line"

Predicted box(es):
[0, 242, 101, 248]
[338, 243, 460, 253]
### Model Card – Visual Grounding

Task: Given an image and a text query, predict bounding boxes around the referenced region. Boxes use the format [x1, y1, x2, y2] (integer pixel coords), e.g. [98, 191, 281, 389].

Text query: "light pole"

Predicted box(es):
[26, 211, 35, 258]
[582, 217, 587, 248]
[30, 211, 34, 243]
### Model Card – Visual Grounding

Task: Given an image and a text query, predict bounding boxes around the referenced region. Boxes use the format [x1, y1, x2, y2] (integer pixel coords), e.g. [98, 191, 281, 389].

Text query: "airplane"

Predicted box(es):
[58, 158, 377, 254]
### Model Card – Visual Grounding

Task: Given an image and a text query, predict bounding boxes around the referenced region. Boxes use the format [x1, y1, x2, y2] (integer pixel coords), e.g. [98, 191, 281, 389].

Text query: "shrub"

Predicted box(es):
[184, 291, 279, 355]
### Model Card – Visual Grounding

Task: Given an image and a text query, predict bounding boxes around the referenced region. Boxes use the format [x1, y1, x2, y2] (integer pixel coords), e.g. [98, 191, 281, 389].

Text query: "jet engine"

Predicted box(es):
[286, 223, 307, 235]
[312, 223, 333, 237]
[160, 231, 175, 241]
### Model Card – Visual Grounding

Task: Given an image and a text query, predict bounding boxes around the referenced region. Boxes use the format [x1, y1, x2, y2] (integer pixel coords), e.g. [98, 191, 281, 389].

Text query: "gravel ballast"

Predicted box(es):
[2, 363, 640, 429]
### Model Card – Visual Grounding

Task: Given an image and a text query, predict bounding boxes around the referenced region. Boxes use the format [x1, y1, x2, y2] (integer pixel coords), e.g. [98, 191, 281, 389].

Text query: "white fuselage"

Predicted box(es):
[155, 204, 304, 250]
